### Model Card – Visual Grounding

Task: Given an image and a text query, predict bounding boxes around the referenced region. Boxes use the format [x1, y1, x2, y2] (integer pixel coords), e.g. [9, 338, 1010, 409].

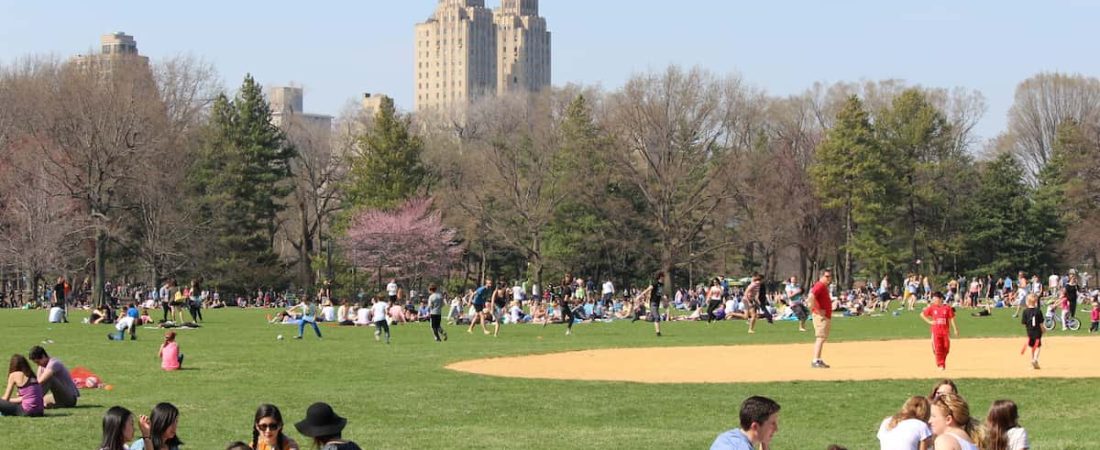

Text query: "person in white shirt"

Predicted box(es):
[512, 282, 525, 302]
[978, 399, 1029, 450]
[355, 302, 371, 326]
[877, 396, 933, 450]
[371, 298, 391, 344]
[48, 305, 65, 323]
[108, 316, 136, 341]
[386, 279, 399, 302]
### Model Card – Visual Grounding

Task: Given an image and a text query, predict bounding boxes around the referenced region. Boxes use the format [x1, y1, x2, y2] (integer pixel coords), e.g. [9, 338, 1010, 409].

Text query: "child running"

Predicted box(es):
[1020, 294, 1043, 369]
[1091, 300, 1099, 333]
[371, 297, 391, 344]
[921, 291, 958, 371]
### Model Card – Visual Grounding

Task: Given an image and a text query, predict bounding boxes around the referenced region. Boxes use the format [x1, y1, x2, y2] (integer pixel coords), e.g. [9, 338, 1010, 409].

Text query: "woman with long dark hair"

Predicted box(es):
[0, 354, 44, 417]
[98, 406, 135, 450]
[979, 399, 1029, 450]
[132, 402, 183, 450]
[251, 404, 299, 450]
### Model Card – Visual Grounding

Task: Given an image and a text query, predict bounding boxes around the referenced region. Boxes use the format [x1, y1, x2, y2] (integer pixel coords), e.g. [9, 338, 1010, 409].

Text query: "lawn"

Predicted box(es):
[0, 307, 1096, 449]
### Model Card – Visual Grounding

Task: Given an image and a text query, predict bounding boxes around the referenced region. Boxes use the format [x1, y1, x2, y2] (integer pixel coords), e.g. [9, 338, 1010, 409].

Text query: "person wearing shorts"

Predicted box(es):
[810, 270, 833, 368]
[467, 280, 493, 335]
[647, 272, 664, 337]
[1020, 294, 1043, 369]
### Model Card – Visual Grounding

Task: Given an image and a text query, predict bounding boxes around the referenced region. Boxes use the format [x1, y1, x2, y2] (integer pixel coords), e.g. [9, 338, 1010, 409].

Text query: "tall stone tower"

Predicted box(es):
[494, 0, 550, 95]
[414, 0, 498, 112]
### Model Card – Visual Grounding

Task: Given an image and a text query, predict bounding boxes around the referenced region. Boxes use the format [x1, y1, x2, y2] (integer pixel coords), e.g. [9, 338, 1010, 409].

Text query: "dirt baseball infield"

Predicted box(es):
[447, 336, 1099, 383]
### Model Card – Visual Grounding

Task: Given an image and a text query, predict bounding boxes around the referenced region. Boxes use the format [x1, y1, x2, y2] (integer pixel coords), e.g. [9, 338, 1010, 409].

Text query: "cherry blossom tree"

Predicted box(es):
[342, 197, 461, 288]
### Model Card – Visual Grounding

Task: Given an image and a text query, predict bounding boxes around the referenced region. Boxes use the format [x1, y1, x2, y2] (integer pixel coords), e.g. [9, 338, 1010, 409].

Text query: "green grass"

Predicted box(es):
[0, 308, 1097, 449]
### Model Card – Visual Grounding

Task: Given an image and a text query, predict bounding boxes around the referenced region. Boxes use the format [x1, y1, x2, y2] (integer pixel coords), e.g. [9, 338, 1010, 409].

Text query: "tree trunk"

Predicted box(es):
[298, 200, 314, 288]
[844, 203, 853, 289]
[94, 228, 108, 307]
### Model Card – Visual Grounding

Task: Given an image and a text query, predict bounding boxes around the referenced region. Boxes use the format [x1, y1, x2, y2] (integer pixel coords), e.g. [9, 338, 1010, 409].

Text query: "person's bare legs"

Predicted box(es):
[813, 337, 826, 361]
[748, 309, 757, 333]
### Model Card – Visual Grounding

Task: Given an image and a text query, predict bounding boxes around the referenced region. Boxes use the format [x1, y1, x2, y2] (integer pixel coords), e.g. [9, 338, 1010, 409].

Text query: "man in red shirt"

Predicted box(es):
[810, 270, 834, 368]
[921, 291, 959, 370]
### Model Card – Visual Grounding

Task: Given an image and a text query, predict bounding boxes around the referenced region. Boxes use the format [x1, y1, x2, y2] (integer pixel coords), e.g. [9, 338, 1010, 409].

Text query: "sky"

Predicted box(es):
[2, 0, 1099, 143]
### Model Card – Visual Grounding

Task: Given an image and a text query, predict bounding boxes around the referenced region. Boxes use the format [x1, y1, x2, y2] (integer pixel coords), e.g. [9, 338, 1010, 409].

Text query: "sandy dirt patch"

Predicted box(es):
[447, 336, 1099, 383]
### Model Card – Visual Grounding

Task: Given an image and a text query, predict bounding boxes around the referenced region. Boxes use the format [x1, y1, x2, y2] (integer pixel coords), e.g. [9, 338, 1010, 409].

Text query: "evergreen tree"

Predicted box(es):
[343, 97, 427, 211]
[811, 95, 899, 284]
[964, 153, 1034, 275]
[191, 75, 296, 292]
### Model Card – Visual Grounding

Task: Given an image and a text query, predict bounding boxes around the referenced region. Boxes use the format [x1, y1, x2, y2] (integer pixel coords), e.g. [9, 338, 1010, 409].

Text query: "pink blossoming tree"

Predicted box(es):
[343, 197, 461, 287]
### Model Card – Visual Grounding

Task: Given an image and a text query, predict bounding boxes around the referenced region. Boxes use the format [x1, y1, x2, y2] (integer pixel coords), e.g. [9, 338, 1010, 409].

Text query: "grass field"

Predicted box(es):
[0, 307, 1097, 449]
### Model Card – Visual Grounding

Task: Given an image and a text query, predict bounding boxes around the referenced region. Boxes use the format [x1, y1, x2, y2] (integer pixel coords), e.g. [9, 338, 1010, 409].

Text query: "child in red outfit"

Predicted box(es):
[921, 291, 958, 370]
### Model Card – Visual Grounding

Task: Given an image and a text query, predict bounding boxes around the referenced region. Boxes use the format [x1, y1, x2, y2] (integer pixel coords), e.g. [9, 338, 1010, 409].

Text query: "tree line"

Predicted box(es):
[2, 54, 1098, 304]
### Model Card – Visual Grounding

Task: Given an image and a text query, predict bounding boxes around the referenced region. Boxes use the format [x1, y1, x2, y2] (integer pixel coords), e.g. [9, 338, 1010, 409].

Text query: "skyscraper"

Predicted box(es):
[494, 0, 550, 95]
[414, 0, 550, 112]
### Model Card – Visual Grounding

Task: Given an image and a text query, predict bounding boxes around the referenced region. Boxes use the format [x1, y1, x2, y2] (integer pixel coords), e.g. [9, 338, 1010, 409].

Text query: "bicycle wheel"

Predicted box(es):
[1043, 317, 1055, 331]
[1068, 317, 1081, 331]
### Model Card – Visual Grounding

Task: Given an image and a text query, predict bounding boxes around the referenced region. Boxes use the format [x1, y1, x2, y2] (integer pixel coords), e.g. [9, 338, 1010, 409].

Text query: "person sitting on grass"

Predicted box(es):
[28, 345, 79, 409]
[250, 403, 299, 450]
[0, 354, 44, 417]
[294, 402, 361, 450]
[929, 394, 978, 450]
[159, 332, 183, 371]
[710, 395, 781, 450]
[930, 379, 959, 401]
[876, 396, 932, 450]
[978, 399, 1029, 450]
[99, 406, 135, 450]
[132, 402, 183, 450]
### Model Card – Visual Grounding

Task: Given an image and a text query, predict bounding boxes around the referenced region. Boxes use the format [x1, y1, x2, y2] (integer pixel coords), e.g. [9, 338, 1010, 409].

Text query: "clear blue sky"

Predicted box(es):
[2, 0, 1098, 142]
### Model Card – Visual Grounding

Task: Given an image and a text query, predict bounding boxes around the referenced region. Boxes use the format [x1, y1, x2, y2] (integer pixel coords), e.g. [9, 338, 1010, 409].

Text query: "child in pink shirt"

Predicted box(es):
[1090, 301, 1099, 333]
[159, 331, 183, 371]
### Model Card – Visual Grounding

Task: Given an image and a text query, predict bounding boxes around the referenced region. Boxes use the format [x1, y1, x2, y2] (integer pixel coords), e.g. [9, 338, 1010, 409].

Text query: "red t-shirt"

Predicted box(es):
[922, 304, 955, 336]
[810, 281, 832, 318]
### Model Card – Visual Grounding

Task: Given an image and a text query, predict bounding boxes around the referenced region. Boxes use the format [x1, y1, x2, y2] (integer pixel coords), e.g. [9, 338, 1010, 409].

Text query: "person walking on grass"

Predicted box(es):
[428, 285, 448, 342]
[467, 279, 493, 335]
[288, 296, 322, 340]
[370, 296, 391, 344]
[740, 274, 763, 334]
[548, 275, 577, 335]
[786, 276, 808, 332]
[922, 291, 959, 371]
[632, 271, 665, 337]
[810, 269, 833, 368]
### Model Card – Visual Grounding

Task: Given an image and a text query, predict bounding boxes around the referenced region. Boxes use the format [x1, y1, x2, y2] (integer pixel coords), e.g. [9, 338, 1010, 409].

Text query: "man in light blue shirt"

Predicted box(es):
[711, 396, 781, 450]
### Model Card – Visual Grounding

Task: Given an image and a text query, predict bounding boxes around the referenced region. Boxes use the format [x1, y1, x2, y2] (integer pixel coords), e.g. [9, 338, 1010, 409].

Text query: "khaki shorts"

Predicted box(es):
[812, 313, 831, 339]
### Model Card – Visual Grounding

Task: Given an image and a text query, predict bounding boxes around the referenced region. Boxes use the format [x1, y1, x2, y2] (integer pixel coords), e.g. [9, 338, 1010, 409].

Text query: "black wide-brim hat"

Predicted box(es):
[295, 402, 347, 437]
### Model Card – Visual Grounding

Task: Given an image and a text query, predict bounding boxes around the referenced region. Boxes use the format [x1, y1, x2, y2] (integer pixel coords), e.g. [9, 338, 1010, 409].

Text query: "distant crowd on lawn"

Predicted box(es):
[1, 346, 1034, 450]
[7, 268, 1100, 341]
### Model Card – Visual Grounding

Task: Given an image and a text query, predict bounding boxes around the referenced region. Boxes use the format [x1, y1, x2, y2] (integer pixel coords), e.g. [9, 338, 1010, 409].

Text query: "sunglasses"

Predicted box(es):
[256, 423, 281, 431]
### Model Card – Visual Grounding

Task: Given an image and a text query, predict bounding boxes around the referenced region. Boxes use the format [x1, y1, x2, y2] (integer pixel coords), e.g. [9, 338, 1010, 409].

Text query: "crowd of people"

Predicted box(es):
[712, 380, 1031, 450]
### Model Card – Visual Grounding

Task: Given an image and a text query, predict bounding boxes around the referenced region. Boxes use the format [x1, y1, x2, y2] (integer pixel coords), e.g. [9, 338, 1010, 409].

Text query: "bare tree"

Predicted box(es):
[280, 111, 345, 288]
[604, 66, 741, 295]
[8, 55, 170, 306]
[1007, 72, 1100, 179]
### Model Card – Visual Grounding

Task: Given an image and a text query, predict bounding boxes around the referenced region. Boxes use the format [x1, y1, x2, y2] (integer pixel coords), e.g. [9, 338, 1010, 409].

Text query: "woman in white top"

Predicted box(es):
[979, 399, 1029, 450]
[929, 393, 978, 450]
[877, 396, 932, 450]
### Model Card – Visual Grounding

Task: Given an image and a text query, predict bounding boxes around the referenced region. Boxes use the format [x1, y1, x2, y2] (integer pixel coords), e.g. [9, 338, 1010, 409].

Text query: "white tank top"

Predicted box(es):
[950, 432, 979, 450]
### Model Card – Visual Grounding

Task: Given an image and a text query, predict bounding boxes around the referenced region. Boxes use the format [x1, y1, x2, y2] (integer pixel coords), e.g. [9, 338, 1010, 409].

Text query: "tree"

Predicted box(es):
[282, 111, 344, 288]
[811, 95, 899, 285]
[343, 96, 427, 211]
[343, 198, 460, 285]
[6, 55, 167, 306]
[1006, 72, 1100, 180]
[191, 74, 296, 293]
[605, 66, 741, 296]
[963, 153, 1034, 274]
[1048, 120, 1100, 266]
[428, 90, 574, 287]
